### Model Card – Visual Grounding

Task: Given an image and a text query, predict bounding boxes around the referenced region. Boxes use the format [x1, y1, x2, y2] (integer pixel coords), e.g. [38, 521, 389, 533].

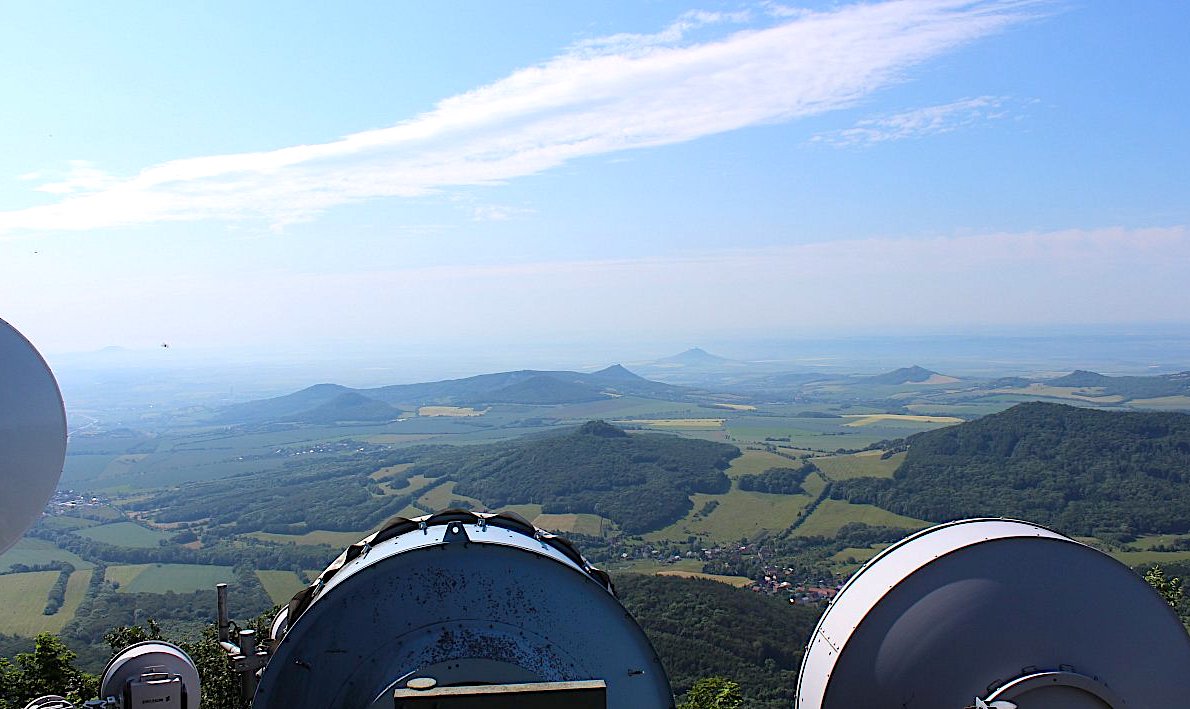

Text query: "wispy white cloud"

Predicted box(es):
[471, 204, 535, 222]
[0, 0, 1043, 234]
[572, 8, 753, 56]
[812, 95, 1021, 146]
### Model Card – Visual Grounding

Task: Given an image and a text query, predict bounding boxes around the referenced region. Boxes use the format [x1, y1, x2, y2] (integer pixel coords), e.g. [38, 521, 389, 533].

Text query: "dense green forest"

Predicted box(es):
[410, 420, 738, 533]
[831, 402, 1190, 536]
[128, 421, 737, 536]
[737, 464, 815, 494]
[127, 442, 423, 533]
[616, 574, 820, 709]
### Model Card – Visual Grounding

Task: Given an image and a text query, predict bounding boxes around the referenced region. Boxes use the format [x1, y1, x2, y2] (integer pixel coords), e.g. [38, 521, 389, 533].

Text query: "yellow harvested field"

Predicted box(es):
[614, 418, 725, 428]
[842, 414, 963, 427]
[711, 403, 757, 411]
[0, 569, 92, 635]
[655, 570, 753, 587]
[418, 406, 486, 417]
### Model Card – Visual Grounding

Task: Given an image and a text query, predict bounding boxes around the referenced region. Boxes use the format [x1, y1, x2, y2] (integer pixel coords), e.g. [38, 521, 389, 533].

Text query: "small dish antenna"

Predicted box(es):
[0, 318, 67, 556]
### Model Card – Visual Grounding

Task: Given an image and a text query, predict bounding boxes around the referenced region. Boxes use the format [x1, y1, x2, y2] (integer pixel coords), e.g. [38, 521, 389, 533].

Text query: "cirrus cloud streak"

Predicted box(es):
[1, 0, 1042, 234]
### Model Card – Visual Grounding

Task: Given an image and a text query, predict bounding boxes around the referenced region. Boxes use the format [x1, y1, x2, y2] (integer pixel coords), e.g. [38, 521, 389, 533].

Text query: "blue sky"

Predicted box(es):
[1, 1, 1187, 355]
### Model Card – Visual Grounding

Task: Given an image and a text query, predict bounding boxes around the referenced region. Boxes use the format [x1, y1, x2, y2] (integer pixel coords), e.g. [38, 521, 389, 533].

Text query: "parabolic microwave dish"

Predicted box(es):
[0, 317, 67, 556]
[796, 518, 1190, 708]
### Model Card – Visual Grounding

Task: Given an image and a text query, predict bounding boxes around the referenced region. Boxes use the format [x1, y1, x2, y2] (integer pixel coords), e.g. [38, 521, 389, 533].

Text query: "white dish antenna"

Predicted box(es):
[0, 318, 67, 556]
[796, 518, 1190, 708]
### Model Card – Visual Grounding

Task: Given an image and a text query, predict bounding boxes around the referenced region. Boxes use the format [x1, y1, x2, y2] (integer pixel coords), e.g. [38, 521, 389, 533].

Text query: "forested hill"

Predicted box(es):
[831, 402, 1190, 536]
[410, 420, 738, 533]
[1044, 369, 1190, 398]
[616, 574, 820, 709]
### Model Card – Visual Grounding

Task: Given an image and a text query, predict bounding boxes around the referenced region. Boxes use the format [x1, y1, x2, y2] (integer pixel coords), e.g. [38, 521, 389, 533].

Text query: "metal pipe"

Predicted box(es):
[239, 629, 259, 699]
[217, 583, 229, 643]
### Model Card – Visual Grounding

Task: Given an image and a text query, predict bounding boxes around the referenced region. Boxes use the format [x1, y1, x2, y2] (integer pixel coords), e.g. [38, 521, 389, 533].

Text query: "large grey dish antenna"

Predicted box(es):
[796, 518, 1190, 708]
[256, 510, 673, 708]
[0, 318, 67, 556]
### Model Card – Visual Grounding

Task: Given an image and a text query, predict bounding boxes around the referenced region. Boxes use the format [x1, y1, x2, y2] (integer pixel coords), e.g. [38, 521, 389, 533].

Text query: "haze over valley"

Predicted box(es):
[3, 1, 1189, 706]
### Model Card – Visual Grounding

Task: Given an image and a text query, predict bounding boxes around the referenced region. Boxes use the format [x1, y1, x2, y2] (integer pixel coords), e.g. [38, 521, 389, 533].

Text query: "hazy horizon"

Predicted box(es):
[3, 2, 1188, 355]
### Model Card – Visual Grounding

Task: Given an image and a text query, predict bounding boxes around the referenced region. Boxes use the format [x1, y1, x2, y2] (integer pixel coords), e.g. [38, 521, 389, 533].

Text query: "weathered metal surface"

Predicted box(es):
[255, 516, 672, 709]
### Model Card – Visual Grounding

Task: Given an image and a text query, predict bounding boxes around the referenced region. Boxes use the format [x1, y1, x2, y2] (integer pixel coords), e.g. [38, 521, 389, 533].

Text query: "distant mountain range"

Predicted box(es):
[211, 353, 1190, 427]
[211, 364, 693, 424]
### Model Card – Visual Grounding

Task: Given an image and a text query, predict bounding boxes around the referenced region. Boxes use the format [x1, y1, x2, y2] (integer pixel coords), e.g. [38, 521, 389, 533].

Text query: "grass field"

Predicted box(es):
[829, 545, 890, 564]
[77, 521, 170, 548]
[418, 406, 486, 417]
[841, 414, 964, 427]
[37, 515, 100, 530]
[1108, 550, 1190, 567]
[533, 513, 608, 537]
[417, 481, 484, 512]
[498, 504, 543, 521]
[369, 463, 414, 480]
[654, 570, 753, 587]
[646, 489, 812, 543]
[61, 454, 118, 483]
[725, 450, 799, 480]
[360, 434, 440, 445]
[1129, 396, 1190, 410]
[615, 418, 725, 429]
[551, 397, 706, 420]
[610, 558, 706, 575]
[256, 570, 308, 604]
[905, 402, 1010, 417]
[990, 385, 1125, 404]
[814, 451, 906, 480]
[106, 563, 236, 593]
[1131, 534, 1190, 550]
[0, 538, 94, 570]
[384, 473, 440, 496]
[249, 529, 368, 547]
[794, 500, 928, 538]
[800, 471, 828, 497]
[0, 569, 91, 635]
